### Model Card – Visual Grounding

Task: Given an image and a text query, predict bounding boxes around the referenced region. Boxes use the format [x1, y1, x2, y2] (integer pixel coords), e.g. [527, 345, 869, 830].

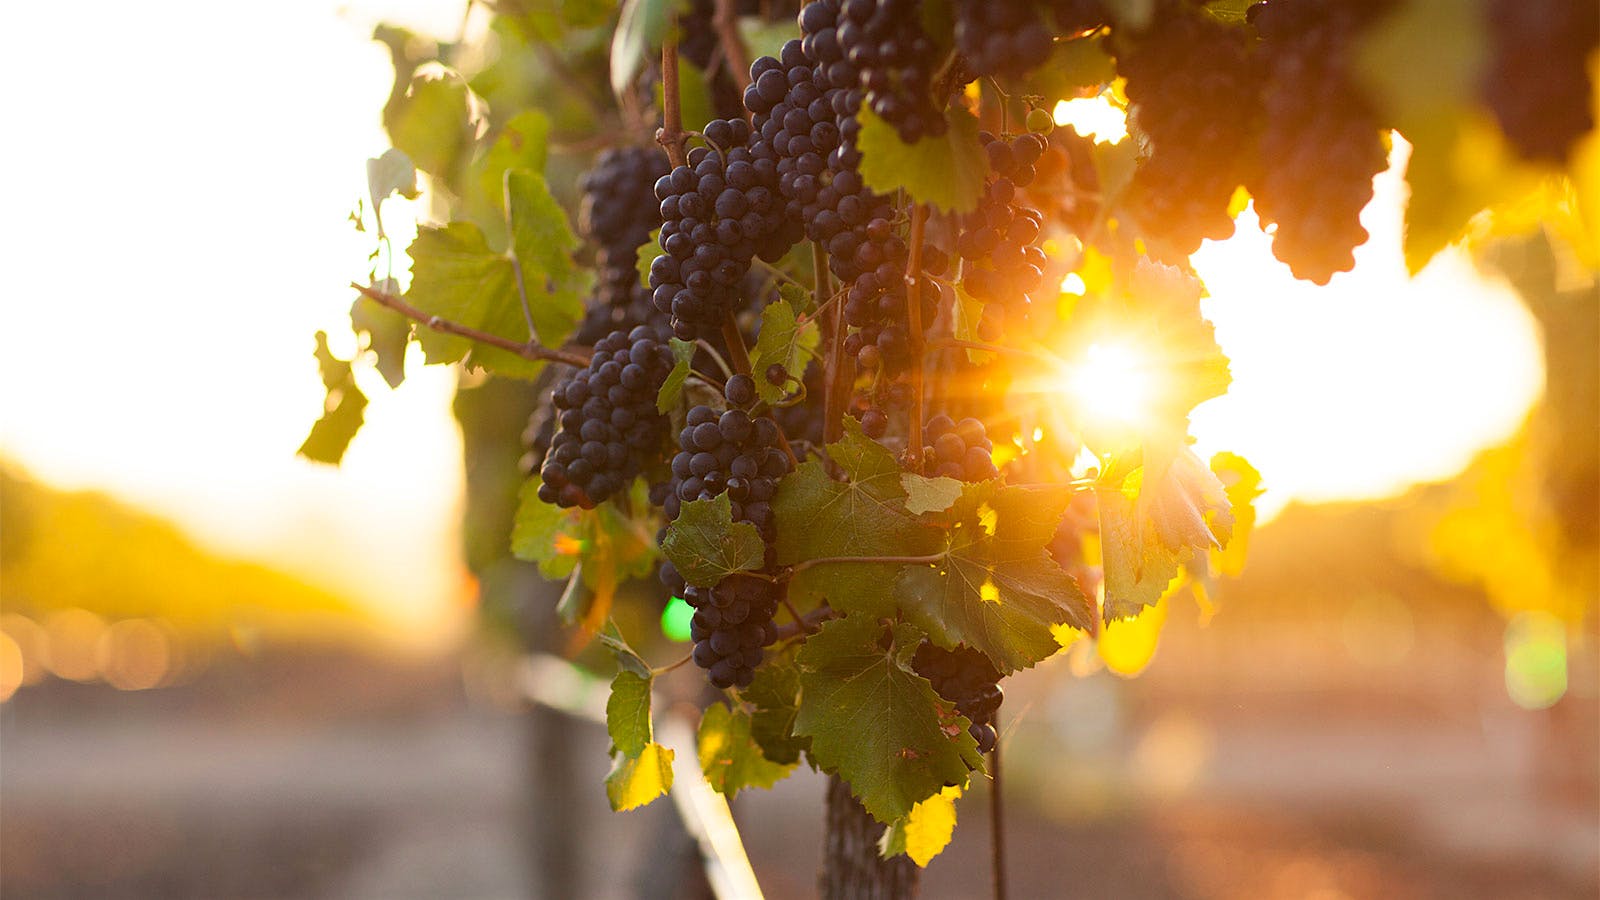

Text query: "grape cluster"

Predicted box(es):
[1248, 0, 1390, 285]
[912, 642, 1004, 753]
[1119, 9, 1259, 255]
[918, 414, 999, 481]
[833, 0, 945, 143]
[575, 146, 671, 343]
[1482, 0, 1598, 164]
[535, 326, 677, 508]
[956, 133, 1048, 318]
[953, 0, 1106, 79]
[658, 387, 794, 687]
[648, 117, 801, 341]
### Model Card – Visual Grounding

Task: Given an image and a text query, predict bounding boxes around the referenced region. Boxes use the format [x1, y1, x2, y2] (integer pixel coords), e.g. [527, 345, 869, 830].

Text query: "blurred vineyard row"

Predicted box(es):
[0, 467, 378, 701]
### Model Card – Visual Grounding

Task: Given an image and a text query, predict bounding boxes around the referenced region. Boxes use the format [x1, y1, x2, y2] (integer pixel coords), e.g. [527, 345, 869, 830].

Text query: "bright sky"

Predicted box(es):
[0, 5, 1543, 641]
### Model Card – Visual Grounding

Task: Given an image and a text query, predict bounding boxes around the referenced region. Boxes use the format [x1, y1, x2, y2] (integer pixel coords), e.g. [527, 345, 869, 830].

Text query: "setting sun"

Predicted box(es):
[1063, 341, 1159, 432]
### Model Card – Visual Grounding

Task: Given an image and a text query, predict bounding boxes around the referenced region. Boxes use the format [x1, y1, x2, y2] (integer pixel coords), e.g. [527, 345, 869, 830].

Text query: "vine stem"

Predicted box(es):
[787, 552, 944, 576]
[773, 604, 836, 641]
[658, 30, 689, 168]
[924, 337, 1062, 367]
[712, 0, 753, 95]
[721, 312, 753, 376]
[652, 651, 695, 676]
[818, 243, 852, 446]
[905, 204, 928, 468]
[350, 282, 591, 367]
[991, 709, 1007, 900]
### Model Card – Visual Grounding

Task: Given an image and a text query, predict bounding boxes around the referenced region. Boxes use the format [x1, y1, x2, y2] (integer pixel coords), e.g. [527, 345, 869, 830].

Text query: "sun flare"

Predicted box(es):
[1063, 341, 1159, 431]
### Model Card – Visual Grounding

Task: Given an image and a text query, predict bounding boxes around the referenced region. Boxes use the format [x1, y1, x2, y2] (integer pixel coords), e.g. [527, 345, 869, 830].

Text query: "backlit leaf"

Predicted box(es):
[858, 106, 988, 214]
[894, 482, 1095, 673]
[697, 702, 796, 798]
[606, 741, 674, 811]
[656, 337, 698, 413]
[879, 785, 961, 867]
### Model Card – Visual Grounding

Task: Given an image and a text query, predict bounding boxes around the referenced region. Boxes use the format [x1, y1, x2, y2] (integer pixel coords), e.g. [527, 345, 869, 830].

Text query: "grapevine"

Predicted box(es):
[312, 1, 1598, 896]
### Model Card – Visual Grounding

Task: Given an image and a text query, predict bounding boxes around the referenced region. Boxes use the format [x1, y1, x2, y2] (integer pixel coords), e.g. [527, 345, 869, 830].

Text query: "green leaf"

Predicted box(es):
[599, 620, 654, 679]
[402, 171, 585, 379]
[477, 110, 551, 215]
[661, 494, 766, 586]
[656, 337, 698, 413]
[606, 741, 674, 811]
[879, 786, 960, 867]
[739, 17, 797, 63]
[900, 473, 964, 515]
[894, 483, 1094, 673]
[349, 279, 411, 389]
[951, 282, 994, 364]
[404, 222, 543, 377]
[298, 331, 368, 465]
[637, 228, 661, 288]
[794, 616, 983, 823]
[773, 419, 942, 610]
[607, 670, 654, 757]
[510, 479, 580, 579]
[611, 0, 687, 97]
[507, 169, 586, 349]
[749, 297, 821, 403]
[858, 106, 988, 215]
[366, 148, 418, 241]
[1019, 36, 1115, 100]
[387, 65, 478, 180]
[743, 655, 808, 765]
[698, 702, 796, 798]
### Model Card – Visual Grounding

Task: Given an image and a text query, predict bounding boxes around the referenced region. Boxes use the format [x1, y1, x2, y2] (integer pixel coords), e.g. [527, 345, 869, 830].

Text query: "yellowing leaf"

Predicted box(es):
[1209, 451, 1262, 577]
[1098, 595, 1168, 676]
[1099, 448, 1230, 621]
[879, 785, 961, 866]
[697, 702, 796, 798]
[606, 741, 674, 811]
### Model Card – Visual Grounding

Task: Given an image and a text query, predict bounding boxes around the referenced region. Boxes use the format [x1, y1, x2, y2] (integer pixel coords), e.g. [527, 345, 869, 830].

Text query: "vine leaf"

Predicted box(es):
[794, 615, 983, 824]
[1019, 35, 1115, 99]
[900, 473, 963, 515]
[599, 620, 653, 679]
[951, 282, 994, 364]
[477, 110, 551, 216]
[350, 277, 411, 389]
[743, 654, 807, 765]
[657, 338, 698, 413]
[879, 785, 961, 867]
[637, 228, 661, 288]
[858, 106, 988, 214]
[511, 479, 658, 591]
[605, 670, 673, 811]
[773, 418, 941, 611]
[697, 702, 796, 798]
[365, 148, 418, 241]
[749, 296, 820, 403]
[1099, 447, 1233, 621]
[506, 168, 586, 346]
[610, 0, 688, 97]
[607, 670, 653, 757]
[894, 482, 1094, 673]
[661, 494, 766, 587]
[404, 171, 585, 378]
[298, 331, 369, 465]
[1354, 0, 1535, 273]
[387, 65, 480, 180]
[1209, 451, 1262, 577]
